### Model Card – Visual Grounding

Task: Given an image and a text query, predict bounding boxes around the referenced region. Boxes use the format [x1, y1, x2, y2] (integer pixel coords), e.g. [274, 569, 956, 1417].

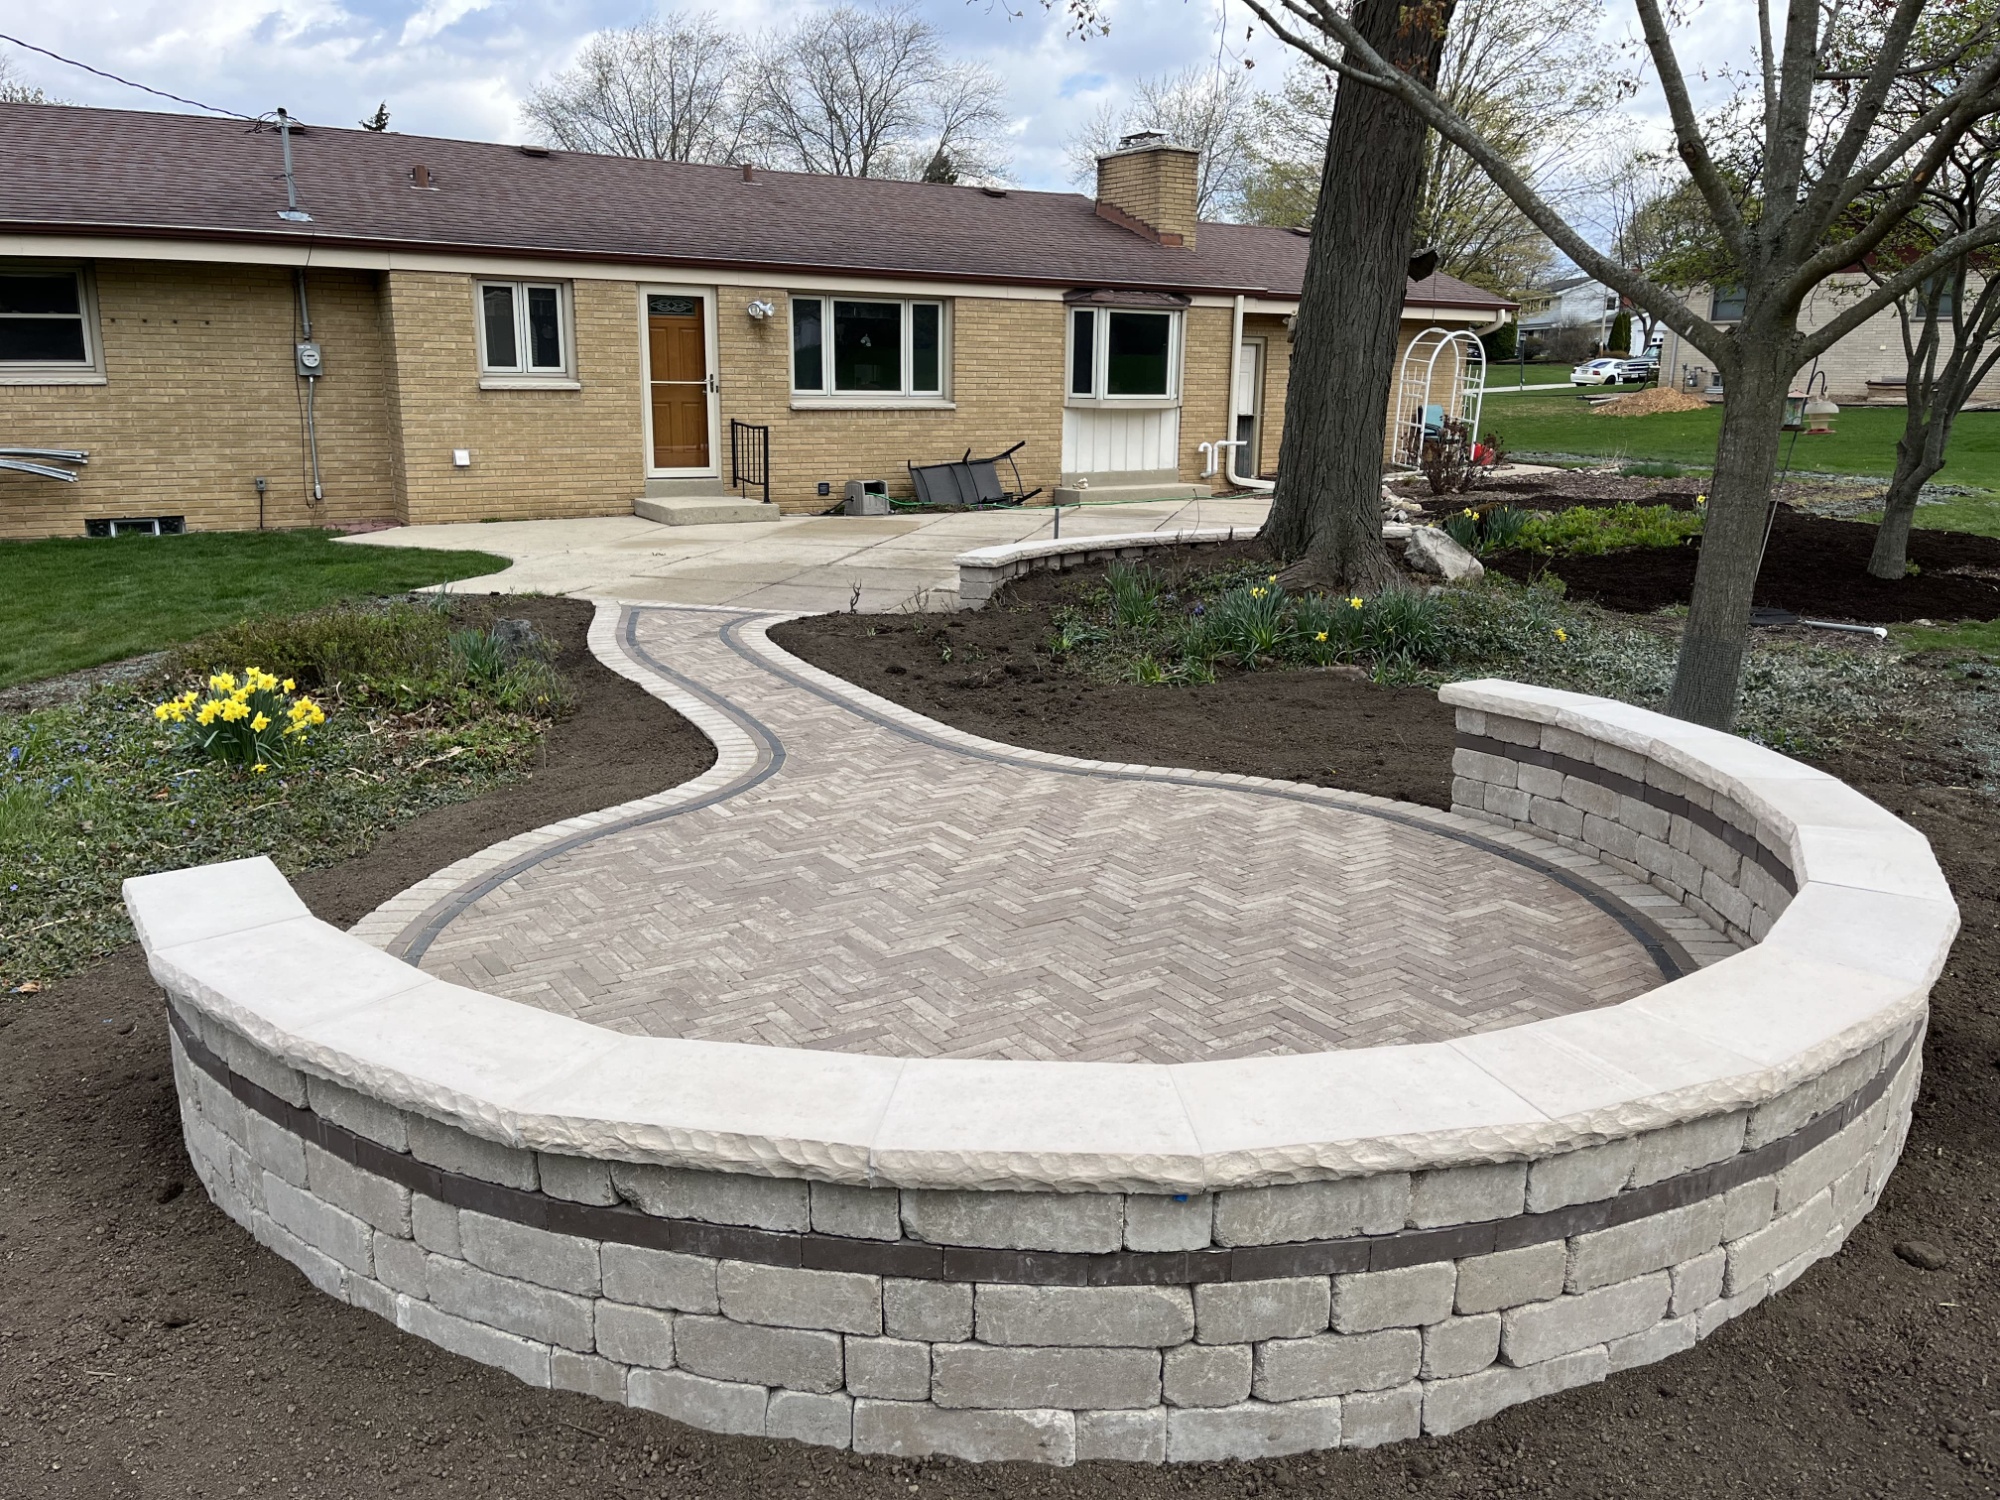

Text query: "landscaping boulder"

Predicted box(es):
[1404, 526, 1485, 583]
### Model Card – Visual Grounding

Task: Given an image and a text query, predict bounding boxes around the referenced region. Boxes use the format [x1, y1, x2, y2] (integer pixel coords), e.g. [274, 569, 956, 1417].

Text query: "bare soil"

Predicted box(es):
[5, 588, 1997, 1499]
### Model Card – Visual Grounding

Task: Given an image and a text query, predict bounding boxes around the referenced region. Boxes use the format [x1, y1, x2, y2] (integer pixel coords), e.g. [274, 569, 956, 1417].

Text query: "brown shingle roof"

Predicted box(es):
[0, 104, 1513, 309]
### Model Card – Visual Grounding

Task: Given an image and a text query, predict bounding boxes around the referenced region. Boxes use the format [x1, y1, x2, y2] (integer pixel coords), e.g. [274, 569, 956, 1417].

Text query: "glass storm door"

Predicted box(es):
[647, 292, 713, 472]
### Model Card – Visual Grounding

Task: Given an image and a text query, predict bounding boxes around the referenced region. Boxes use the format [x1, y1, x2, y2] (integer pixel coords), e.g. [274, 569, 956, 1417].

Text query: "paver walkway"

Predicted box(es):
[383, 607, 1730, 1065]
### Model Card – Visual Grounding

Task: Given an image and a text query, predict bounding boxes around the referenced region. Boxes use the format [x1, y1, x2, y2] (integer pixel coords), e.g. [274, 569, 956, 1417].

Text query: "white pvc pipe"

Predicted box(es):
[1223, 294, 1274, 492]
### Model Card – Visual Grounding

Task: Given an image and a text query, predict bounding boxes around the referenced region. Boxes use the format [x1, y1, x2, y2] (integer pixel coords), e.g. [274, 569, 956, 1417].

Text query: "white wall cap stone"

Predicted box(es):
[870, 1058, 1203, 1193]
[1788, 824, 1954, 902]
[123, 855, 310, 952]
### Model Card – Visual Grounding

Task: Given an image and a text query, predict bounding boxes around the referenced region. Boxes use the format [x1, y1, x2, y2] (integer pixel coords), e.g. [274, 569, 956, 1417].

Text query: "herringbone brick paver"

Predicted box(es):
[413, 608, 1689, 1062]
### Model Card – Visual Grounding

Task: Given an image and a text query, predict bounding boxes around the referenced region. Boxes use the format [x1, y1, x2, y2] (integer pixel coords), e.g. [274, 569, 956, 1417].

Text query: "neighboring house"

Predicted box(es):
[0, 105, 1512, 539]
[1653, 276, 2000, 404]
[1515, 274, 1622, 351]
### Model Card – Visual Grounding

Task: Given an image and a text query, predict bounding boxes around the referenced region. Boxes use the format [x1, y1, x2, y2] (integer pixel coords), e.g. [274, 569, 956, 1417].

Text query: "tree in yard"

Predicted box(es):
[1234, 0, 1610, 296]
[522, 11, 751, 163]
[1587, 148, 1691, 353]
[1864, 126, 2000, 579]
[1066, 66, 1260, 218]
[360, 102, 391, 132]
[1609, 309, 1632, 356]
[749, 5, 1010, 181]
[1255, 0, 1457, 589]
[1190, 0, 2000, 727]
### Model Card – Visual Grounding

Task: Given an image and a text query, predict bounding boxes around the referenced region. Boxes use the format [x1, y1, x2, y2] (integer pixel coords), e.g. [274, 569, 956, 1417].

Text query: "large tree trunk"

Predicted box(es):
[1263, 0, 1452, 588]
[1868, 400, 1951, 580]
[1663, 346, 1792, 729]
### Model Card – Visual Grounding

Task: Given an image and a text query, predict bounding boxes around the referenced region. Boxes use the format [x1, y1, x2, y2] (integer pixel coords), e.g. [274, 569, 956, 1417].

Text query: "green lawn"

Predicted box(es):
[1483, 363, 1584, 390]
[1486, 389, 2000, 491]
[1, 530, 508, 689]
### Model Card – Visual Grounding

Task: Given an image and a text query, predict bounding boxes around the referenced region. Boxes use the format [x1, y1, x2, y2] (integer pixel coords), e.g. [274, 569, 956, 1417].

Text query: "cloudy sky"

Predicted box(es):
[1, 0, 1736, 193]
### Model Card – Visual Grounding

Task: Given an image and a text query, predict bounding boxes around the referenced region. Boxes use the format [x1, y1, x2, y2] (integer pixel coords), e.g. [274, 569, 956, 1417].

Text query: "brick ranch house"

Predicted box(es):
[0, 104, 1513, 539]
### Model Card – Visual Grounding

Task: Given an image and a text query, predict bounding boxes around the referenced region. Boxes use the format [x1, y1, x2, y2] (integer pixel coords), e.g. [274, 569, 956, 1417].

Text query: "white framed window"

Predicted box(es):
[0, 264, 103, 383]
[1066, 307, 1179, 403]
[791, 296, 946, 398]
[476, 280, 572, 379]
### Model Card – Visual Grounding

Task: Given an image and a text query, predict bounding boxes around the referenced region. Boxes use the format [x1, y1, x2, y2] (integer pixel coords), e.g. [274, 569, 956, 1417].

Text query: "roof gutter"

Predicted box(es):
[0, 218, 1311, 302]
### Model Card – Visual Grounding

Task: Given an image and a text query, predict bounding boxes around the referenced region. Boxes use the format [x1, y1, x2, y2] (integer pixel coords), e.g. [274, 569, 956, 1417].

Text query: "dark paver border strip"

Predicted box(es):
[170, 1001, 1911, 1286]
[388, 611, 788, 963]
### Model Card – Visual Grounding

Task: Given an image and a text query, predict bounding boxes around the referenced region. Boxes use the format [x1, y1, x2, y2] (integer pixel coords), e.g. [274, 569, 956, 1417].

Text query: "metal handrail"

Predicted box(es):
[729, 420, 771, 506]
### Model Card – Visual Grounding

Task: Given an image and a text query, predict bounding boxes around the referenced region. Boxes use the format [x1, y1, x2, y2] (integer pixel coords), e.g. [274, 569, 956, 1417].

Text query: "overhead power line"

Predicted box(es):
[0, 31, 258, 120]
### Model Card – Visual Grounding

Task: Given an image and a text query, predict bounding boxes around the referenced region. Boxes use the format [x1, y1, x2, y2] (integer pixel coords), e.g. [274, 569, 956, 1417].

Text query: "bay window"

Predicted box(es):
[1067, 306, 1178, 400]
[791, 296, 945, 398]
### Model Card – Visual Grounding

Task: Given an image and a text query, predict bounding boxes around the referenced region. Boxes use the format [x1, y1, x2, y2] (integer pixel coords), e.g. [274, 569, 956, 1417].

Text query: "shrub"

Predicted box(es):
[1443, 508, 1482, 552]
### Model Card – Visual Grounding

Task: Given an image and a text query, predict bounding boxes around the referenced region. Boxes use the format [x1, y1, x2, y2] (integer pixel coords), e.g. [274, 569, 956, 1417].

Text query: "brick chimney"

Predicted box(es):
[1095, 132, 1199, 248]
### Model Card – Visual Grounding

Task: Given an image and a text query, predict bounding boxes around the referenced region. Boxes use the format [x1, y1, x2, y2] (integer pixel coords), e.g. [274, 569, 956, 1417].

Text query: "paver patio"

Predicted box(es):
[393, 606, 1734, 1064]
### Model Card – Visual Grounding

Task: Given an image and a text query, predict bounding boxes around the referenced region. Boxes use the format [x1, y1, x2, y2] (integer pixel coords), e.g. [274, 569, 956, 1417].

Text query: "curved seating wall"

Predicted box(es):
[128, 677, 1955, 1466]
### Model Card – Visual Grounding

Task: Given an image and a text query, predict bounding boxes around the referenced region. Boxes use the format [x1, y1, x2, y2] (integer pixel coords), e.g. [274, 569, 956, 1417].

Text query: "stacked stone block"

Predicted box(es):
[1449, 707, 1798, 945]
[168, 996, 1919, 1465]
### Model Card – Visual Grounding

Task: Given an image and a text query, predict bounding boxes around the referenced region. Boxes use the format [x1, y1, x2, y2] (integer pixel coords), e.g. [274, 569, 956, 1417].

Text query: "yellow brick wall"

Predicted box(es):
[381, 272, 646, 525]
[1175, 305, 1234, 484]
[0, 261, 396, 539]
[1094, 148, 1200, 247]
[714, 286, 1067, 513]
[1246, 313, 1292, 478]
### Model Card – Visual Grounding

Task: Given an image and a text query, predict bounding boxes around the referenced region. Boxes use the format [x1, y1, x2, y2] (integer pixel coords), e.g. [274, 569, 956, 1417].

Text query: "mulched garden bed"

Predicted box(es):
[773, 544, 1460, 810]
[1398, 469, 2000, 623]
[5, 587, 1995, 1498]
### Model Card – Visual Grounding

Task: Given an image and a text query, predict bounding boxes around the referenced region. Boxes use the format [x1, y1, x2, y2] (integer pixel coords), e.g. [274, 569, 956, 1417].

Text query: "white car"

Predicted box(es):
[1570, 358, 1626, 386]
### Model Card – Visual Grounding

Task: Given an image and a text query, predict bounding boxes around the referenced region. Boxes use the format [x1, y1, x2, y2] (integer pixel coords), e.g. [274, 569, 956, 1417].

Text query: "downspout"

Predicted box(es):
[1224, 294, 1274, 493]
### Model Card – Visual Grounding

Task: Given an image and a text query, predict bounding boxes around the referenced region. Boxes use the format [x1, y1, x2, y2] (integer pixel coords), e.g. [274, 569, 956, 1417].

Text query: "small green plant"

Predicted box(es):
[1482, 506, 1532, 553]
[1048, 609, 1105, 655]
[1364, 588, 1447, 669]
[1443, 508, 1482, 551]
[1104, 562, 1163, 630]
[451, 627, 512, 684]
[153, 667, 328, 772]
[1209, 578, 1293, 661]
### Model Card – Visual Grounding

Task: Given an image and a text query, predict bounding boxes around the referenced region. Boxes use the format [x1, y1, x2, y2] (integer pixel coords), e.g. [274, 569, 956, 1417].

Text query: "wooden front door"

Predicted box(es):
[647, 293, 711, 470]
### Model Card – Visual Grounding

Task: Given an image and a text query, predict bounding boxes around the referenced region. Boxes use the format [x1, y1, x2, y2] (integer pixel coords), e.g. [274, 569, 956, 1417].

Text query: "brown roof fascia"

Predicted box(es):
[0, 217, 1271, 297]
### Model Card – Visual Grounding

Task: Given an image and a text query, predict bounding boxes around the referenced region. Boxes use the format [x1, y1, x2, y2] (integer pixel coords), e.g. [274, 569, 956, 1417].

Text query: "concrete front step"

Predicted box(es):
[1049, 483, 1210, 506]
[634, 496, 783, 527]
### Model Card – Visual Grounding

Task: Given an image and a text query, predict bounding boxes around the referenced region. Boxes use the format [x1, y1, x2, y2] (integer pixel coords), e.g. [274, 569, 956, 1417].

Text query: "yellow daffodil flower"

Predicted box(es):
[208, 672, 236, 693]
[195, 700, 222, 726]
[251, 713, 271, 732]
[253, 763, 269, 774]
[282, 678, 296, 692]
[1348, 597, 1364, 610]
[1315, 631, 1328, 643]
[1695, 494, 1707, 505]
[1555, 627, 1569, 643]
